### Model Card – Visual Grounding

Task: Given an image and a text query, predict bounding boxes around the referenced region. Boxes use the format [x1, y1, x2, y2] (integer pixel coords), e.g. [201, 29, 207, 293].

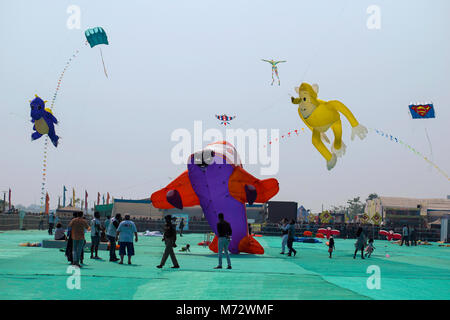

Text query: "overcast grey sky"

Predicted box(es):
[1, 0, 449, 212]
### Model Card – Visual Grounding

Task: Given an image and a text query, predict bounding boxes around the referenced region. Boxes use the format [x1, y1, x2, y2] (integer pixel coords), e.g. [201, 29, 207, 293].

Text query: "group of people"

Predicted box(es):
[279, 221, 377, 259]
[400, 224, 417, 246]
[60, 211, 138, 267]
[54, 211, 233, 270]
[353, 227, 375, 259]
[279, 218, 297, 256]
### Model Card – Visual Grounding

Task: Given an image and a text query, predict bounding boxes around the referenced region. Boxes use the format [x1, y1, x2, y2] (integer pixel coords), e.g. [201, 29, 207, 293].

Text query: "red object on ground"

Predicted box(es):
[209, 236, 218, 253]
[315, 233, 325, 239]
[208, 235, 264, 254]
[197, 241, 211, 246]
[251, 234, 263, 237]
[303, 231, 313, 237]
[238, 235, 264, 254]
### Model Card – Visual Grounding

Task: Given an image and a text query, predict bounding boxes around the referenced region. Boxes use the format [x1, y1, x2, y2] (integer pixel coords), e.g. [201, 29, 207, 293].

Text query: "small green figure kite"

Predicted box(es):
[261, 59, 286, 86]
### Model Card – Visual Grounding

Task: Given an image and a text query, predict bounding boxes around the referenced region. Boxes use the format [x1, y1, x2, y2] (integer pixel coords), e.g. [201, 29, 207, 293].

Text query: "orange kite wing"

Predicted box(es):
[228, 166, 279, 203]
[150, 170, 200, 209]
[238, 235, 264, 254]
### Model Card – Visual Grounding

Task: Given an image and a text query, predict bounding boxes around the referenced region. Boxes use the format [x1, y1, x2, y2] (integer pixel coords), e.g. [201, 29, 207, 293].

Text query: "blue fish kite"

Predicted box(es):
[30, 95, 59, 147]
[409, 102, 435, 119]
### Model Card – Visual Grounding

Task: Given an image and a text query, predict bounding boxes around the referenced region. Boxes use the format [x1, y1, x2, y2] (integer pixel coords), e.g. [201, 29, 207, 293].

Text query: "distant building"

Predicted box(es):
[112, 199, 160, 219]
[365, 196, 450, 227]
[111, 198, 265, 222]
[55, 206, 83, 218]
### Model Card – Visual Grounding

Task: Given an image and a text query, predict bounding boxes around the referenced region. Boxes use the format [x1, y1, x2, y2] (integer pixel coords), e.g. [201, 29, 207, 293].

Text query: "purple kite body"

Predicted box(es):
[187, 158, 247, 253]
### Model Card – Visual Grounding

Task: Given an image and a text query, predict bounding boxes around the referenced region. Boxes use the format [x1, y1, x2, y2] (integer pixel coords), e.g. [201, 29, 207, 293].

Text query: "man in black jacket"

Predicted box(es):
[157, 215, 180, 269]
[214, 213, 232, 270]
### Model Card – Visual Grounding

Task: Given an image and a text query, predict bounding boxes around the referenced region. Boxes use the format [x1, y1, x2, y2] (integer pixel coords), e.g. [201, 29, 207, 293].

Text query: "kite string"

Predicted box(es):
[369, 127, 449, 181]
[259, 125, 449, 182]
[424, 127, 433, 163]
[299, 0, 349, 82]
[99, 47, 108, 78]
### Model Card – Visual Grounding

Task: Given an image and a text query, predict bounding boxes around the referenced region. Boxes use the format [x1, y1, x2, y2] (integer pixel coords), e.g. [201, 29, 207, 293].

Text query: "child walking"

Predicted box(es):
[328, 236, 335, 258]
[365, 238, 375, 258]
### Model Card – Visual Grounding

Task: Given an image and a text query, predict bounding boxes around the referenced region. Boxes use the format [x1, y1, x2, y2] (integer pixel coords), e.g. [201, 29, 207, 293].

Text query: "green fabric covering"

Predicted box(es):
[94, 204, 113, 218]
[0, 230, 448, 300]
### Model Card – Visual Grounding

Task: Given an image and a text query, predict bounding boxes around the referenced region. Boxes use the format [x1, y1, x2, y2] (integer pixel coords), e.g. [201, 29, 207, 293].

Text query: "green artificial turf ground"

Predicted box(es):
[0, 230, 448, 300]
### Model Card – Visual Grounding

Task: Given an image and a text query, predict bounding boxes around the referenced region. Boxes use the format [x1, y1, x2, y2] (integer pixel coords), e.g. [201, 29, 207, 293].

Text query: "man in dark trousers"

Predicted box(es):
[106, 214, 121, 262]
[179, 218, 185, 237]
[287, 219, 297, 257]
[65, 212, 78, 264]
[48, 212, 55, 235]
[214, 213, 232, 269]
[157, 215, 180, 269]
[400, 224, 409, 246]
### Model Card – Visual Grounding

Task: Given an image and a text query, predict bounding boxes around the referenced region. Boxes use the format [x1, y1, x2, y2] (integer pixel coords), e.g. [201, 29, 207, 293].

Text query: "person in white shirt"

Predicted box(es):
[106, 214, 122, 262]
[90, 212, 103, 259]
[116, 214, 138, 265]
[400, 225, 409, 246]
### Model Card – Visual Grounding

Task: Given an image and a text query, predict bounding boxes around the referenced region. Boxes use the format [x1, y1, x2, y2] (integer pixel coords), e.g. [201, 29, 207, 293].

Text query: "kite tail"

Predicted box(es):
[100, 48, 108, 78]
[49, 46, 83, 111]
[40, 137, 49, 212]
[40, 44, 84, 211]
[370, 127, 449, 181]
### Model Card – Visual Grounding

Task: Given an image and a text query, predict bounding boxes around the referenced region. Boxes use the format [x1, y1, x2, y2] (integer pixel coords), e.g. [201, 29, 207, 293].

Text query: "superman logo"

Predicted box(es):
[411, 104, 431, 117]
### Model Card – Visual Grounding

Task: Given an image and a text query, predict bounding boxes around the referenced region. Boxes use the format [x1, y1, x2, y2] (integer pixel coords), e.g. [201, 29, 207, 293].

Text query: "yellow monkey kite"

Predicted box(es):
[291, 83, 368, 170]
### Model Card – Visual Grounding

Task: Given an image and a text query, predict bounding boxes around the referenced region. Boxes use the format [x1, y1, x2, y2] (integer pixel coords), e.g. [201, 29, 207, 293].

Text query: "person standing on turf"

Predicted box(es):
[409, 225, 417, 246]
[214, 213, 232, 269]
[48, 212, 55, 235]
[179, 218, 185, 237]
[328, 236, 335, 258]
[353, 227, 366, 259]
[68, 211, 90, 267]
[287, 219, 297, 257]
[279, 218, 289, 254]
[90, 211, 103, 259]
[157, 215, 180, 269]
[106, 214, 121, 262]
[400, 224, 409, 246]
[65, 212, 78, 264]
[116, 214, 138, 265]
[104, 215, 111, 234]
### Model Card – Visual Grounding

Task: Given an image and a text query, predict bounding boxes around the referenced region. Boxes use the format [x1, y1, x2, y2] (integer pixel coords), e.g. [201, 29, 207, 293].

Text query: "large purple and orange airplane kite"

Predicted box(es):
[151, 141, 279, 254]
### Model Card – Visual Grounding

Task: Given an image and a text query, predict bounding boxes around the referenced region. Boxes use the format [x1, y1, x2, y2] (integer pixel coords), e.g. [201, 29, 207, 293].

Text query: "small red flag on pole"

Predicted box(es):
[85, 190, 88, 212]
[45, 193, 50, 214]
